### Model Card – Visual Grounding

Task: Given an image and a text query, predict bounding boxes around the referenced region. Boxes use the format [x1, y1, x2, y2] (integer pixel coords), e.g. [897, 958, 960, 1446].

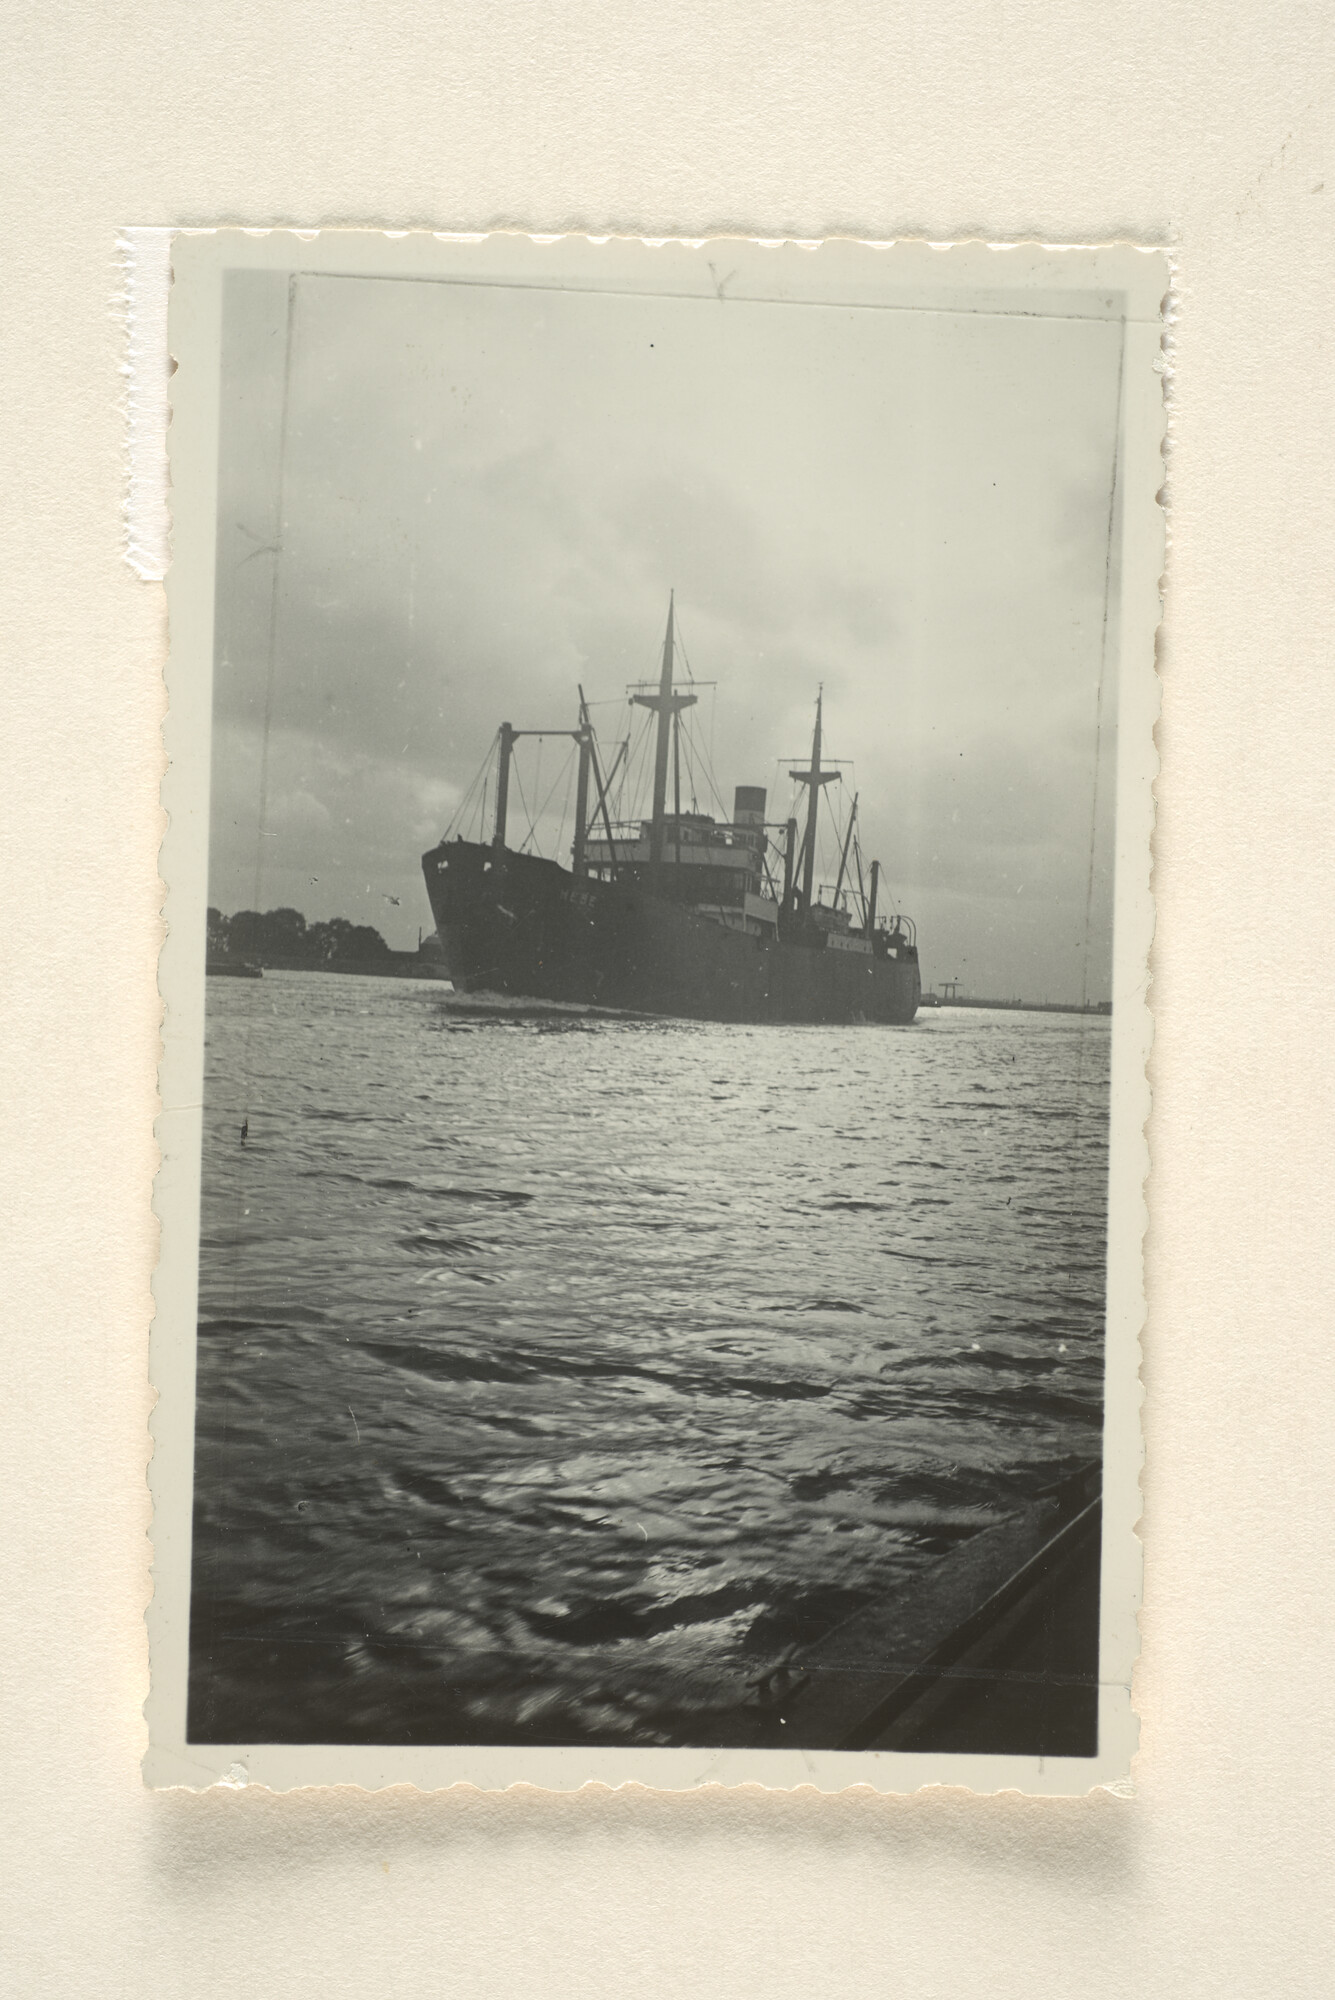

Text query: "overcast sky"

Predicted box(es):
[210, 264, 1124, 1000]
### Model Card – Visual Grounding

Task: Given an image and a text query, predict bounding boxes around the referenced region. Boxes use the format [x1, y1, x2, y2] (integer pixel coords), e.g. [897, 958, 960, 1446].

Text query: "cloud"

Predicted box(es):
[207, 267, 1123, 994]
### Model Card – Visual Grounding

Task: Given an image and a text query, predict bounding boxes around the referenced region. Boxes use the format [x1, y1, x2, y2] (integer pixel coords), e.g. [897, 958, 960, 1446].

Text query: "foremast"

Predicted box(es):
[788, 690, 841, 914]
[631, 593, 698, 868]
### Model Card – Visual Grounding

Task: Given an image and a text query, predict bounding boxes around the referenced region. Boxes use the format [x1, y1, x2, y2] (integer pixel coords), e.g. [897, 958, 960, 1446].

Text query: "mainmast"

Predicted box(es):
[789, 691, 840, 911]
[632, 592, 697, 867]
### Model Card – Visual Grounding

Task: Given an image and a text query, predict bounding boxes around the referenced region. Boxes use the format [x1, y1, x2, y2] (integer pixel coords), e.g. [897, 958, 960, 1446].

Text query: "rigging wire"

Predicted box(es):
[619, 708, 638, 818]
[511, 760, 535, 852]
[675, 619, 694, 682]
[443, 740, 492, 843]
[673, 696, 730, 826]
[610, 731, 625, 819]
[679, 727, 721, 827]
[699, 756, 732, 826]
[820, 782, 849, 902]
[552, 745, 577, 862]
[522, 742, 577, 855]
[623, 705, 654, 824]
[677, 728, 703, 819]
[709, 685, 717, 805]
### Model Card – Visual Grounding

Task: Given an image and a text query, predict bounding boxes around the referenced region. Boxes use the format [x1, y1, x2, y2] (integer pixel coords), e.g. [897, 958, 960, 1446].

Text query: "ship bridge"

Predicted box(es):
[583, 789, 781, 938]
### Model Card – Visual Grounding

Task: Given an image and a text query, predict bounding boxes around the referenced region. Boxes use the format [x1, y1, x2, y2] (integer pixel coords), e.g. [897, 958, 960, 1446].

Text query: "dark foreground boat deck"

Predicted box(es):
[715, 1464, 1101, 1758]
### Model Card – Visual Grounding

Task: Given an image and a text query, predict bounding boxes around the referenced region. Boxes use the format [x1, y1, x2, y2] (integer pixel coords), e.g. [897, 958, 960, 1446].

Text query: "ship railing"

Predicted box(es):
[588, 818, 769, 851]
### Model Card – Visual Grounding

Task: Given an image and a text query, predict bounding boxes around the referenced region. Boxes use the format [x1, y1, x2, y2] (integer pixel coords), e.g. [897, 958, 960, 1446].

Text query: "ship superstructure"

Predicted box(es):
[421, 597, 920, 1025]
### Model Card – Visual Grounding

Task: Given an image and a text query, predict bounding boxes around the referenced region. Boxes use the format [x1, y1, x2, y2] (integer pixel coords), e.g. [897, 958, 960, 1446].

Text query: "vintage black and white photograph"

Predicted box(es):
[150, 233, 1160, 1791]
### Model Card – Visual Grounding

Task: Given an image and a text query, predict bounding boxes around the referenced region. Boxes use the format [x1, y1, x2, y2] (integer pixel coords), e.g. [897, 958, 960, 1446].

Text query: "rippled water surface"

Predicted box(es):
[188, 972, 1109, 1745]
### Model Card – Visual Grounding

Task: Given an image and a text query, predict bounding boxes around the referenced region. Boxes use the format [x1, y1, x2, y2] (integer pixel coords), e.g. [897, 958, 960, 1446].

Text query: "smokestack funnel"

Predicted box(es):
[733, 785, 766, 858]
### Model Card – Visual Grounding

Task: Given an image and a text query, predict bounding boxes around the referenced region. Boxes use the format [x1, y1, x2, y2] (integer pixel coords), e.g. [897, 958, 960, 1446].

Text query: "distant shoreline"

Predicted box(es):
[207, 950, 451, 983]
[921, 995, 1111, 1018]
[207, 960, 1111, 1020]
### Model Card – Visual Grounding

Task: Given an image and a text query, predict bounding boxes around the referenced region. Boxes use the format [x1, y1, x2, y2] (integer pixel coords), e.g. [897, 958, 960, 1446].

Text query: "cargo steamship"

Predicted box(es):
[421, 597, 920, 1025]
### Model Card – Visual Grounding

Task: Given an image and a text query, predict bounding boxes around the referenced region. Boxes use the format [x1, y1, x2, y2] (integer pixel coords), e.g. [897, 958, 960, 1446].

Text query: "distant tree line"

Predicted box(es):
[208, 906, 393, 968]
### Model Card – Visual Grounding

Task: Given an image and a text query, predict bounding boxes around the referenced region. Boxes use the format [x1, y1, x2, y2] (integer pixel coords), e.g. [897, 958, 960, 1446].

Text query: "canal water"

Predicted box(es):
[187, 972, 1109, 1745]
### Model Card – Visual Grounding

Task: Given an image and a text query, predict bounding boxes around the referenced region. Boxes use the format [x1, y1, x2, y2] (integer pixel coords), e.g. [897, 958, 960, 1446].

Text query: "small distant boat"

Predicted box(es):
[421, 595, 920, 1026]
[205, 956, 263, 980]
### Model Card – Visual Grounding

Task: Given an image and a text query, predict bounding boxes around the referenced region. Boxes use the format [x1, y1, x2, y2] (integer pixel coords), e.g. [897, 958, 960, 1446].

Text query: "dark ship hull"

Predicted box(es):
[422, 839, 921, 1026]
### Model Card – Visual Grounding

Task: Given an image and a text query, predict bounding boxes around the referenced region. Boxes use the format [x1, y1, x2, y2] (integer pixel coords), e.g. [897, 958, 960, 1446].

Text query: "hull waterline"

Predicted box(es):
[422, 840, 920, 1027]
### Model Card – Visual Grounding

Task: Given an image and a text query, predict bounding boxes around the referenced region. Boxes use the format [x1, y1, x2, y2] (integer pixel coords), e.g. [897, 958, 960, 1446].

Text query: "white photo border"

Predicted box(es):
[147, 230, 1163, 1793]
